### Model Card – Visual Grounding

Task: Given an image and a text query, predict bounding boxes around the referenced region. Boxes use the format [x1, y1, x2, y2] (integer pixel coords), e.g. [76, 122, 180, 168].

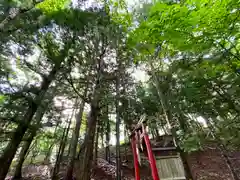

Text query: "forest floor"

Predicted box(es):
[6, 144, 151, 180]
[6, 158, 139, 180]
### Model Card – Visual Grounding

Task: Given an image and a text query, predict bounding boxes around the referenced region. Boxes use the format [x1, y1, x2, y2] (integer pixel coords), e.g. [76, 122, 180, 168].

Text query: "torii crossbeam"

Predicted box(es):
[130, 115, 160, 180]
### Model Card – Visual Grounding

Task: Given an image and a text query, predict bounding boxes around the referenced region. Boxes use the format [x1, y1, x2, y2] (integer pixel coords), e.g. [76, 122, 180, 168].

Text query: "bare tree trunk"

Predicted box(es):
[177, 146, 193, 180]
[99, 118, 104, 149]
[123, 125, 128, 161]
[115, 77, 121, 180]
[64, 99, 85, 180]
[101, 129, 104, 148]
[76, 115, 88, 160]
[105, 106, 110, 162]
[13, 93, 52, 179]
[13, 132, 35, 179]
[78, 33, 105, 180]
[52, 128, 67, 180]
[93, 123, 100, 164]
[79, 104, 98, 180]
[52, 111, 74, 180]
[77, 140, 86, 160]
[67, 142, 71, 157]
[0, 64, 60, 180]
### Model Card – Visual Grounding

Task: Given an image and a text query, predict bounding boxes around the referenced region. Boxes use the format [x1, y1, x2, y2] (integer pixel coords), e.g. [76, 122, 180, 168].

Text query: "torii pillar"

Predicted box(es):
[130, 118, 160, 180]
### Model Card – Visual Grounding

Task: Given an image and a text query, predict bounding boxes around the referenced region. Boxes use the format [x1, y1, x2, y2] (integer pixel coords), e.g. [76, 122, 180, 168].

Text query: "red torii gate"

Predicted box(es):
[130, 116, 160, 180]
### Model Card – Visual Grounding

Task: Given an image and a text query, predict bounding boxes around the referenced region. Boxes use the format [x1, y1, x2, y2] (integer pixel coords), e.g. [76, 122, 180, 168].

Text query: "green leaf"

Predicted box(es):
[0, 95, 5, 104]
[36, 0, 70, 15]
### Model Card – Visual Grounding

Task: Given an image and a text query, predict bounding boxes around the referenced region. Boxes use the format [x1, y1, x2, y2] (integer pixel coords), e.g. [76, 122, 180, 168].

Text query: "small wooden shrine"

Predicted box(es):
[130, 116, 186, 180]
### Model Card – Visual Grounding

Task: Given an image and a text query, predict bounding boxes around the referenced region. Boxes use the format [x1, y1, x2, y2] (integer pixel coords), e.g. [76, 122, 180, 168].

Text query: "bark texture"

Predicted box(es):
[115, 77, 121, 180]
[0, 65, 59, 180]
[78, 104, 98, 180]
[64, 100, 85, 180]
[13, 132, 35, 179]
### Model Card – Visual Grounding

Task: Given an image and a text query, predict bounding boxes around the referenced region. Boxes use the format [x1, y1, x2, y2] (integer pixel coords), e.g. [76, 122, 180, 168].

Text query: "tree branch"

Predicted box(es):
[23, 60, 46, 79]
[65, 74, 90, 103]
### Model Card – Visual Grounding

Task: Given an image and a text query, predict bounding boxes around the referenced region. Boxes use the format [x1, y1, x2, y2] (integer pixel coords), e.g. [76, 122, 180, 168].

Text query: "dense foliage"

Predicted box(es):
[0, 0, 239, 179]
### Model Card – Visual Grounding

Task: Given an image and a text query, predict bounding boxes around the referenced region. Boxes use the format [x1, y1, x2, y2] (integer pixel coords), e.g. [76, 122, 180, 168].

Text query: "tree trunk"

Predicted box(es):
[123, 125, 128, 161]
[79, 104, 98, 180]
[0, 64, 59, 180]
[13, 102, 48, 179]
[52, 111, 74, 180]
[101, 130, 104, 148]
[64, 100, 85, 180]
[151, 128, 156, 139]
[0, 105, 38, 180]
[13, 132, 35, 179]
[115, 77, 121, 180]
[76, 110, 88, 161]
[52, 127, 67, 180]
[105, 106, 110, 162]
[67, 142, 71, 157]
[177, 146, 193, 180]
[77, 140, 86, 160]
[94, 123, 100, 164]
[78, 40, 104, 180]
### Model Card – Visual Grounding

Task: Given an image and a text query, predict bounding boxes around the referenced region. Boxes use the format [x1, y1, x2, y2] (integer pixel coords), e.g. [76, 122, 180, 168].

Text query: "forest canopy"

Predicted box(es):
[0, 0, 239, 179]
